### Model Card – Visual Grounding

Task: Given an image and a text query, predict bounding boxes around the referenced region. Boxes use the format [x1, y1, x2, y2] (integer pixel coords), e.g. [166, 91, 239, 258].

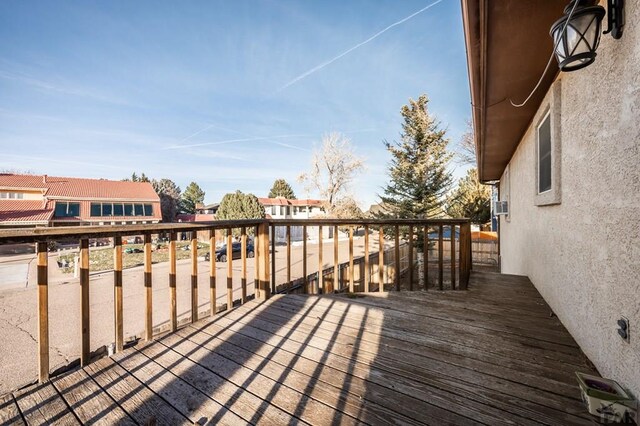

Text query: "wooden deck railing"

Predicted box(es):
[0, 218, 470, 385]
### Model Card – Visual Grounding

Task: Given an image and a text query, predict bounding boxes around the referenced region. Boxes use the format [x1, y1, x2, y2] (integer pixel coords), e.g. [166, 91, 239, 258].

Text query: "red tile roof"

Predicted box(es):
[0, 174, 159, 200]
[0, 200, 53, 224]
[0, 174, 162, 224]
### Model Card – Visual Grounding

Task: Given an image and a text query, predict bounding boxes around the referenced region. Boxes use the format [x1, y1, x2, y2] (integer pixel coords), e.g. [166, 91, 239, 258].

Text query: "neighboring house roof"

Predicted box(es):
[0, 200, 53, 224]
[461, 1, 566, 181]
[176, 214, 217, 222]
[258, 197, 324, 207]
[0, 173, 159, 200]
[0, 174, 162, 224]
[198, 203, 219, 210]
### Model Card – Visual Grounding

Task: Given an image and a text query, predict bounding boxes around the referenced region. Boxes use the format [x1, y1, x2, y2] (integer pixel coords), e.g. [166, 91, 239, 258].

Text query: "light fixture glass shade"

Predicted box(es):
[550, 5, 606, 71]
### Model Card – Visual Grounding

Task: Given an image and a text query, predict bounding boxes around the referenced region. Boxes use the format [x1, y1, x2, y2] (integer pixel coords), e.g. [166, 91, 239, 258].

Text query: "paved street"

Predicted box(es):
[0, 235, 390, 394]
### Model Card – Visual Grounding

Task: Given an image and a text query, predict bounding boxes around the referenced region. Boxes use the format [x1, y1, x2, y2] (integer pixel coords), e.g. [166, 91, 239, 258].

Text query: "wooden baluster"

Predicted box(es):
[303, 225, 308, 293]
[190, 234, 198, 322]
[209, 229, 217, 315]
[438, 224, 444, 290]
[423, 225, 429, 291]
[256, 223, 271, 301]
[394, 225, 400, 291]
[364, 225, 370, 292]
[450, 225, 456, 290]
[36, 241, 49, 382]
[459, 222, 471, 290]
[227, 231, 233, 310]
[333, 225, 339, 293]
[379, 227, 384, 292]
[318, 225, 323, 294]
[113, 237, 123, 352]
[408, 225, 414, 291]
[241, 227, 247, 303]
[271, 225, 276, 294]
[254, 225, 259, 292]
[169, 232, 177, 332]
[286, 225, 291, 289]
[349, 226, 354, 293]
[79, 238, 90, 366]
[144, 234, 153, 340]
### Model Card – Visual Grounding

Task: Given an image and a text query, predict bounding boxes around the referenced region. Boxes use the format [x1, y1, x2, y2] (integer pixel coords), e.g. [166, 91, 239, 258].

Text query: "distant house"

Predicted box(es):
[259, 197, 333, 242]
[258, 197, 325, 219]
[0, 174, 161, 227]
[462, 1, 639, 397]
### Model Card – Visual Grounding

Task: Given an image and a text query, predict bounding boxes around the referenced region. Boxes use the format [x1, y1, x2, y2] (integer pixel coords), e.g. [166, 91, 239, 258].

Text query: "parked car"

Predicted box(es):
[204, 242, 254, 262]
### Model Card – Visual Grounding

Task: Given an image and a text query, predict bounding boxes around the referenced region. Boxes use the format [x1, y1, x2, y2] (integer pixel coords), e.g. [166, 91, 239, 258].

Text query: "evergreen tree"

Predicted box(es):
[446, 168, 491, 224]
[123, 172, 150, 182]
[181, 182, 206, 214]
[380, 95, 453, 219]
[217, 191, 265, 236]
[268, 179, 296, 199]
[151, 178, 181, 222]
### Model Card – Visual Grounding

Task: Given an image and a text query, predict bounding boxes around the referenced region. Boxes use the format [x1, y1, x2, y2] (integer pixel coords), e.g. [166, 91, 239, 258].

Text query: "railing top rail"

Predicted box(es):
[0, 217, 471, 243]
[268, 218, 471, 226]
[0, 219, 264, 243]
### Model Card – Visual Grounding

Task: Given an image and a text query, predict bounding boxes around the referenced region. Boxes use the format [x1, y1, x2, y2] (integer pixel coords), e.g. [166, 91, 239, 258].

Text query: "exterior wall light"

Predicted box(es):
[550, 0, 625, 72]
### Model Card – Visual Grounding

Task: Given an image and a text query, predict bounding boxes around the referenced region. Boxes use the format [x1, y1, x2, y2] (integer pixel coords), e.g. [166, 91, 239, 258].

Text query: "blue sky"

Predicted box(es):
[0, 0, 471, 209]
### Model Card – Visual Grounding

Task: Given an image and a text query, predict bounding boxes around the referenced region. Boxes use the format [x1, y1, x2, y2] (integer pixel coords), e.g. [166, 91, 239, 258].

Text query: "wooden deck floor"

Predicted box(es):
[1, 271, 599, 425]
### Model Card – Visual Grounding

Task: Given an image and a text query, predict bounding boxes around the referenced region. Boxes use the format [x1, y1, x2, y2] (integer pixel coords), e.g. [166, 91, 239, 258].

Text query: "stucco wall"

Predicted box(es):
[499, 3, 640, 398]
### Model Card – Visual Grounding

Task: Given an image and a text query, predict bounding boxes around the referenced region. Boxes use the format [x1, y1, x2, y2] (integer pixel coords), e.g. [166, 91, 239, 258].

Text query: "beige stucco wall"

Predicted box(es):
[499, 3, 640, 398]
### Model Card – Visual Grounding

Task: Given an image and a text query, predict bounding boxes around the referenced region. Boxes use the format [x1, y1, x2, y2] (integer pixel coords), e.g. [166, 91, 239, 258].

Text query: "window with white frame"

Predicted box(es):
[537, 111, 552, 194]
[534, 80, 562, 207]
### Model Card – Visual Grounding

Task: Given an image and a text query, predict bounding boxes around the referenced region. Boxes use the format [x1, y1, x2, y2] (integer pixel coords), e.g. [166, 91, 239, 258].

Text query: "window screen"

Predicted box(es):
[113, 204, 124, 216]
[68, 203, 80, 216]
[538, 114, 552, 193]
[124, 204, 134, 216]
[54, 203, 68, 217]
[134, 204, 144, 216]
[144, 204, 153, 216]
[102, 203, 112, 216]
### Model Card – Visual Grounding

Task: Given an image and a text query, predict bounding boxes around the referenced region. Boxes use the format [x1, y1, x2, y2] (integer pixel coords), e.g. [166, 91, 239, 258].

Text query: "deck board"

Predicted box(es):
[5, 271, 599, 425]
[13, 382, 78, 425]
[0, 394, 24, 426]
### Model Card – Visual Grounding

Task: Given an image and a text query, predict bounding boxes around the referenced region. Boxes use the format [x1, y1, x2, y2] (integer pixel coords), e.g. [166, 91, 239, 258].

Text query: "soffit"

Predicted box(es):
[462, 0, 567, 181]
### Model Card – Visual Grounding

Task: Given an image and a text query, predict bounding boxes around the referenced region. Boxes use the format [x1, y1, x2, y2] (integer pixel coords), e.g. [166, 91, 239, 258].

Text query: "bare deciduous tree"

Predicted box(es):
[454, 120, 476, 166]
[298, 132, 364, 212]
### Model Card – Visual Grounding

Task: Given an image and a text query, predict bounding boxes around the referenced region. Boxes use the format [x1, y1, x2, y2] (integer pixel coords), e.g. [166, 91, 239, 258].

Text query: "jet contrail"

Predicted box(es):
[277, 0, 445, 92]
[162, 134, 308, 150]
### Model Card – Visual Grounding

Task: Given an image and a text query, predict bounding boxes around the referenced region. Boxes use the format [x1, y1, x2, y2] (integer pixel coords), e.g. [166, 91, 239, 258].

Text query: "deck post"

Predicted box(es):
[36, 241, 49, 382]
[190, 234, 198, 322]
[256, 222, 271, 301]
[79, 238, 90, 366]
[169, 231, 177, 332]
[241, 227, 247, 303]
[113, 236, 123, 352]
[144, 234, 153, 340]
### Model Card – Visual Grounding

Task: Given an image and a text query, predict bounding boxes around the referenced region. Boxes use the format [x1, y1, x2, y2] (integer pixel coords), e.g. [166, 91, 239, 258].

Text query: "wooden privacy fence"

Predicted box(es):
[0, 218, 471, 385]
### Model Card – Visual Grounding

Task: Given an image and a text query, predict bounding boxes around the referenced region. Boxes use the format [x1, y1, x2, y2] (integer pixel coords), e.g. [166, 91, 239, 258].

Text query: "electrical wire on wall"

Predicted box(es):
[509, 1, 579, 108]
